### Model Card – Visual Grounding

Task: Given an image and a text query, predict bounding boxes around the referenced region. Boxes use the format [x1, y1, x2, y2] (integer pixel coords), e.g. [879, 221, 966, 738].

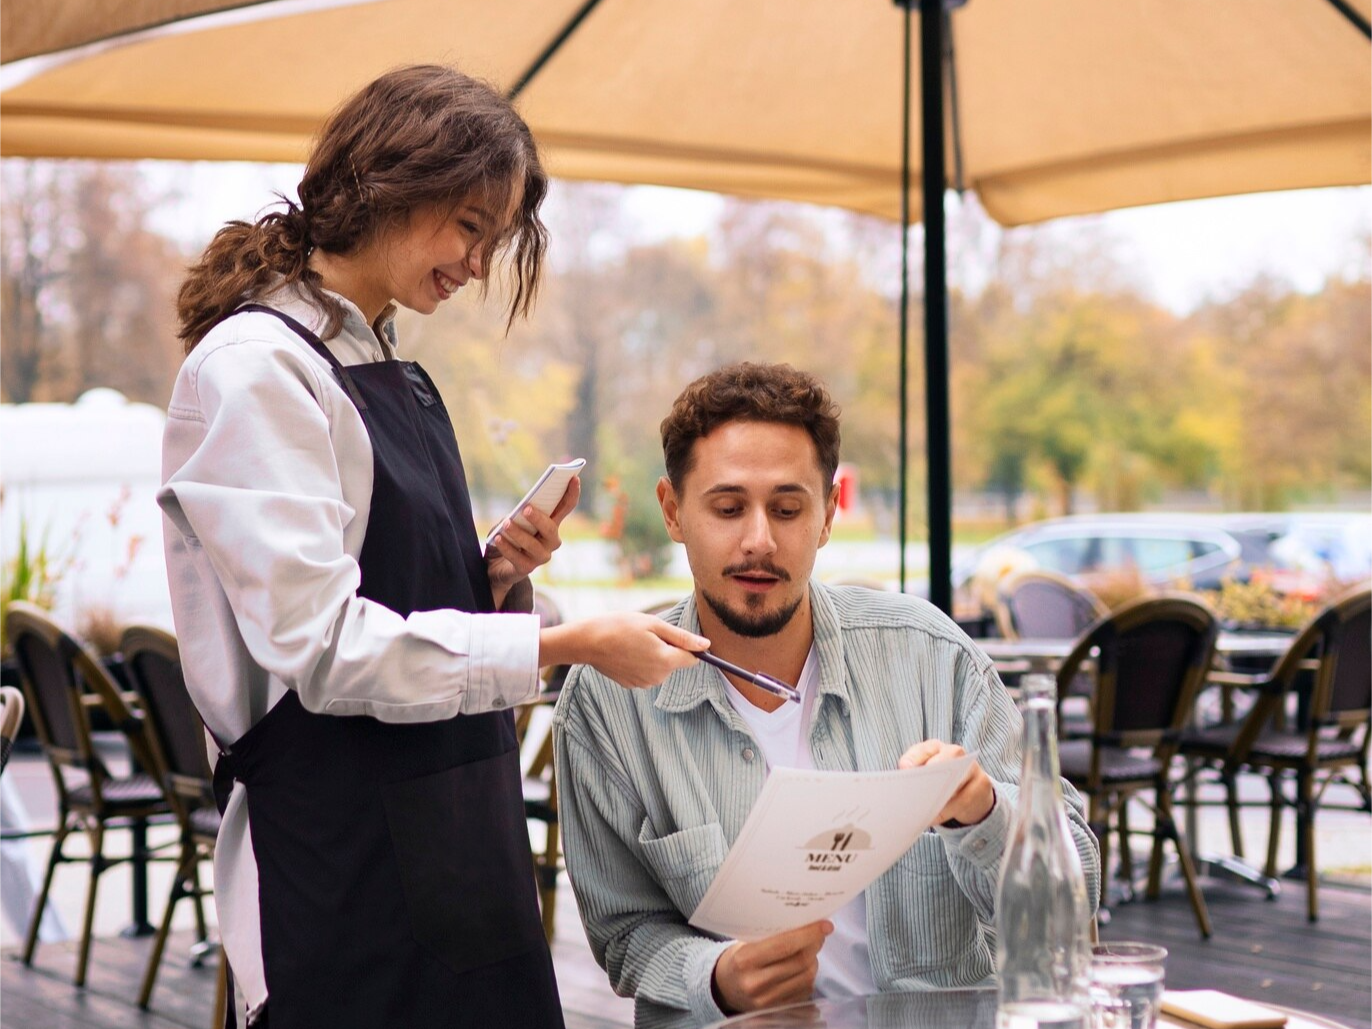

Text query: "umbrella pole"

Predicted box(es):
[898, 1, 912, 595]
[919, 0, 952, 613]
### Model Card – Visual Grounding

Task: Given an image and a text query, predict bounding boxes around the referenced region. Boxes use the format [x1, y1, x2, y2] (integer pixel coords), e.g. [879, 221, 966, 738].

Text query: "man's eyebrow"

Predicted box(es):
[702, 483, 813, 496]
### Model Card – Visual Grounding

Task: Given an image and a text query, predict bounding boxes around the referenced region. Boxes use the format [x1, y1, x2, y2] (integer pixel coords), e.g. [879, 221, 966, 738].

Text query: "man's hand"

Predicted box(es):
[711, 921, 832, 1015]
[898, 740, 995, 827]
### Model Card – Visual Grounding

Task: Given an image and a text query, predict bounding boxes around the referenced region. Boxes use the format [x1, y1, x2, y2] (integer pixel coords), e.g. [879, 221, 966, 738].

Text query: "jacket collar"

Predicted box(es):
[654, 581, 852, 717]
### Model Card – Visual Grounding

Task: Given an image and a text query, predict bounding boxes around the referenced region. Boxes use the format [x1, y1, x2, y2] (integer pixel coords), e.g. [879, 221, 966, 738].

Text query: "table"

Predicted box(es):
[975, 632, 1294, 674]
[703, 989, 1354, 1029]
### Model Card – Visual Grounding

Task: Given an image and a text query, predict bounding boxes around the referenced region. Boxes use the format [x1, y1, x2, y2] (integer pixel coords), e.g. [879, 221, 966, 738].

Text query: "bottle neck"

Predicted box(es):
[1020, 695, 1065, 807]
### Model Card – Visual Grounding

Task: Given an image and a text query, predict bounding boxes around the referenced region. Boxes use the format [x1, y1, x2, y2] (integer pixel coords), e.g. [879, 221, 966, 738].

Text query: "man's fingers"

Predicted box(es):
[898, 739, 967, 769]
[764, 960, 822, 1004]
[736, 921, 831, 968]
[897, 740, 941, 769]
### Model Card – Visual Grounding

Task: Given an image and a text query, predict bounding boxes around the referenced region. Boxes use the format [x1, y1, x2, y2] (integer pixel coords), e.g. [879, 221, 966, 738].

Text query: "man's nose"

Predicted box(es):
[740, 509, 778, 555]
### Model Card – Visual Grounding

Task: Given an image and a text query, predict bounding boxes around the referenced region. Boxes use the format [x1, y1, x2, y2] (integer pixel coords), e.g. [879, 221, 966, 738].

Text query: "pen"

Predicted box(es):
[696, 650, 801, 704]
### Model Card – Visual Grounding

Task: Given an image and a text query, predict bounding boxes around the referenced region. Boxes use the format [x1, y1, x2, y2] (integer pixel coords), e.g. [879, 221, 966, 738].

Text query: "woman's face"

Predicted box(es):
[366, 182, 523, 318]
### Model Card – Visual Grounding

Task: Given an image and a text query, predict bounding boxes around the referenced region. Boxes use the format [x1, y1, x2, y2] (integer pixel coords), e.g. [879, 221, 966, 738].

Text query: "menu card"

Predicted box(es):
[689, 755, 975, 940]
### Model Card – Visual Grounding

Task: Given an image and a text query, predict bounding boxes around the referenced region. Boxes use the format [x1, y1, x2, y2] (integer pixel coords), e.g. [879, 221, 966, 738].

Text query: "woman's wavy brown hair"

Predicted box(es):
[177, 64, 549, 350]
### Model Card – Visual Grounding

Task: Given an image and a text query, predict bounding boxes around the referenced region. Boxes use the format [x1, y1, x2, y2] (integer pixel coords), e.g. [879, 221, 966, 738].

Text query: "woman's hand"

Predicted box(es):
[540, 611, 709, 688]
[485, 477, 580, 609]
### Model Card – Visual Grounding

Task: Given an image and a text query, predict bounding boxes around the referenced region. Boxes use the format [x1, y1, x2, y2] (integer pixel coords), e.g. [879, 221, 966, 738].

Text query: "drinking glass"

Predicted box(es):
[1088, 942, 1167, 1029]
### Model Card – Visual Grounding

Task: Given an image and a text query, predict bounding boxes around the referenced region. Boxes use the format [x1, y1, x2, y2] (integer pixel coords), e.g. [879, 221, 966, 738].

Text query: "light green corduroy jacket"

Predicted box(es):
[554, 582, 1100, 1029]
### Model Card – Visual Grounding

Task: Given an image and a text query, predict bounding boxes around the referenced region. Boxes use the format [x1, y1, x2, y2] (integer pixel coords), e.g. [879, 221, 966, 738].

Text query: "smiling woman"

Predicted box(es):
[160, 63, 709, 1029]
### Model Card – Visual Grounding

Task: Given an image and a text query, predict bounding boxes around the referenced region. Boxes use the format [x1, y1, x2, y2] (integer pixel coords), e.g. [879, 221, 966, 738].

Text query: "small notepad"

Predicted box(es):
[1162, 990, 1288, 1029]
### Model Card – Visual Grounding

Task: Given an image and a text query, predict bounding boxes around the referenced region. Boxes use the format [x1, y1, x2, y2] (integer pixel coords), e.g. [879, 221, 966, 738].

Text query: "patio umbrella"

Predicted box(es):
[3, 0, 1369, 606]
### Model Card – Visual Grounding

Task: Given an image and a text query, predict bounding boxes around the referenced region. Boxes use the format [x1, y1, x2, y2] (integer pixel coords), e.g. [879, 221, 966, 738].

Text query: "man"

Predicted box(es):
[554, 363, 1099, 1028]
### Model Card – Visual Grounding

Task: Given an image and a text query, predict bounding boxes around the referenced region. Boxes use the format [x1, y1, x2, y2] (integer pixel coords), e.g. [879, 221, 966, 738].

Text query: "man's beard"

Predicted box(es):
[700, 588, 804, 638]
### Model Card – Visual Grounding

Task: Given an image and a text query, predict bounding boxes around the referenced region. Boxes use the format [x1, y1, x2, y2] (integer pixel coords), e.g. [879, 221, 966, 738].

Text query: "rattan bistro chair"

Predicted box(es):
[1178, 586, 1371, 922]
[5, 602, 171, 986]
[997, 569, 1109, 737]
[516, 591, 569, 940]
[0, 686, 25, 774]
[119, 625, 225, 1015]
[1055, 594, 1219, 938]
[994, 568, 1109, 642]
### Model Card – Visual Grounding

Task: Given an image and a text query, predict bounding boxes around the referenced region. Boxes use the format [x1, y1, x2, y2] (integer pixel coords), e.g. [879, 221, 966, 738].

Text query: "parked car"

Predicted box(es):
[953, 512, 1371, 621]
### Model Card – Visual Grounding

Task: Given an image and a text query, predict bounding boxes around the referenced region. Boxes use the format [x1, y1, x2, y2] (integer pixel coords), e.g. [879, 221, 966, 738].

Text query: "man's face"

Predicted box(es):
[658, 420, 838, 639]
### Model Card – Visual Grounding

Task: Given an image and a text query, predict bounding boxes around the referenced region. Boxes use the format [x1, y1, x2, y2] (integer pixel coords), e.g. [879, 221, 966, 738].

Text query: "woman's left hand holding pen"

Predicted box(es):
[486, 476, 581, 609]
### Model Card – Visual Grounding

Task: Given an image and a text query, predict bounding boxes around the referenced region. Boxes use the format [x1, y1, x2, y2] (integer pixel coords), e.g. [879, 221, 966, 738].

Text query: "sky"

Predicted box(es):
[142, 160, 1371, 316]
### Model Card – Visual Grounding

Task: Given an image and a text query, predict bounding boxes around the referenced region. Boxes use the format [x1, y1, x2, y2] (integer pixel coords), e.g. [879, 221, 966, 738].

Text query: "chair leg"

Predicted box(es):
[1087, 793, 1111, 909]
[1222, 769, 1244, 860]
[1144, 788, 1168, 900]
[22, 817, 71, 966]
[1158, 793, 1212, 938]
[139, 844, 193, 1008]
[1264, 773, 1284, 879]
[1299, 772, 1317, 922]
[540, 778, 562, 941]
[191, 857, 209, 943]
[212, 945, 229, 1029]
[1117, 798, 1135, 894]
[75, 822, 106, 987]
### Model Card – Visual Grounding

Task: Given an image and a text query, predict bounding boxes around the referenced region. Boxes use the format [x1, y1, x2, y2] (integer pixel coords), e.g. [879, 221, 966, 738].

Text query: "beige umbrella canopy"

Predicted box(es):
[2, 0, 1368, 226]
[2, 0, 1368, 604]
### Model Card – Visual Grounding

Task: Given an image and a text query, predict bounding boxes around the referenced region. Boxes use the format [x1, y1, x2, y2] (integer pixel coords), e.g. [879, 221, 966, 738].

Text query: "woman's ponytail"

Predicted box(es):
[176, 200, 328, 351]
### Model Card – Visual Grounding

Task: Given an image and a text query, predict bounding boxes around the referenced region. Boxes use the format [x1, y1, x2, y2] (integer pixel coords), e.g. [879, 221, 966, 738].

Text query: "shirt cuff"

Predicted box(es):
[461, 611, 542, 715]
[935, 781, 1012, 870]
[688, 938, 735, 1025]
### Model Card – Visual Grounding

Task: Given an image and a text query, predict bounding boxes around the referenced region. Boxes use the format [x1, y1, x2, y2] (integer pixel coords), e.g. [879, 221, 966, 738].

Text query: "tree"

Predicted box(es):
[1, 162, 66, 402]
[1, 160, 186, 405]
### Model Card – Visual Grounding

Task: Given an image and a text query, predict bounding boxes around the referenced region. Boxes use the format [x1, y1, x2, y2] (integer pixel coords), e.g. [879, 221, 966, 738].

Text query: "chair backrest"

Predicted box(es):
[1229, 586, 1372, 760]
[1311, 587, 1371, 727]
[0, 686, 25, 773]
[995, 569, 1108, 641]
[119, 625, 214, 806]
[1058, 594, 1218, 756]
[6, 601, 101, 775]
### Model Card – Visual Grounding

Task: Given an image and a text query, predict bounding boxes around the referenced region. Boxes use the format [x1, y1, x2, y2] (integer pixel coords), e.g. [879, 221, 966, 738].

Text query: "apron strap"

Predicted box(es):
[234, 303, 369, 412]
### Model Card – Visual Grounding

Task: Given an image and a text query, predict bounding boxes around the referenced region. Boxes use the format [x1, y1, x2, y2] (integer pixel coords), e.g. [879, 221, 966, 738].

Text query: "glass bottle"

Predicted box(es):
[996, 673, 1091, 1029]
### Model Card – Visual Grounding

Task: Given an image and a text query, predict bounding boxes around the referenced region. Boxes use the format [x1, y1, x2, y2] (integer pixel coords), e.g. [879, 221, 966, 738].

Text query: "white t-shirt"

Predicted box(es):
[721, 647, 877, 998]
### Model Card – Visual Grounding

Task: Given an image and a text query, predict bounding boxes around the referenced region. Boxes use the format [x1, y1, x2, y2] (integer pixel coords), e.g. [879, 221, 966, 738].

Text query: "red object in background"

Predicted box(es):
[834, 463, 858, 514]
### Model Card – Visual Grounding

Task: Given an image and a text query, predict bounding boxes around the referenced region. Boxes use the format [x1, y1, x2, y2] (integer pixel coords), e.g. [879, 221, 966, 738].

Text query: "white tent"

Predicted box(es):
[2, 390, 172, 628]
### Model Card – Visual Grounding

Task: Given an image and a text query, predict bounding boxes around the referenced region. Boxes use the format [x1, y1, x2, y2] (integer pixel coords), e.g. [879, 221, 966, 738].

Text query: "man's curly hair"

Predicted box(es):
[660, 362, 841, 488]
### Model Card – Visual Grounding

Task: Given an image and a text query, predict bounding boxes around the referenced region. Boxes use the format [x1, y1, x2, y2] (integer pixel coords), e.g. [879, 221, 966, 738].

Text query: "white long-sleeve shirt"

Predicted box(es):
[158, 285, 542, 1019]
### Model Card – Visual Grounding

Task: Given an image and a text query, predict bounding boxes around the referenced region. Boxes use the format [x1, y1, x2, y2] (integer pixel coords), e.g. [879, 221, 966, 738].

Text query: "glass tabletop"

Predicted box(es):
[702, 990, 1355, 1029]
[702, 988, 998, 1029]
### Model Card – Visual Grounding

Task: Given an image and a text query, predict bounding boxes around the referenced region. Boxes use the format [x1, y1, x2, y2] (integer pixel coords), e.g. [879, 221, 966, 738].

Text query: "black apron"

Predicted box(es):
[213, 304, 563, 1028]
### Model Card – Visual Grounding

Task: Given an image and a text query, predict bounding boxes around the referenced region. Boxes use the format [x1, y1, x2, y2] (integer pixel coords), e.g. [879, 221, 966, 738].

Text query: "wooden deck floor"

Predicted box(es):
[4, 874, 1367, 1029]
[1, 882, 633, 1029]
[1102, 876, 1371, 1029]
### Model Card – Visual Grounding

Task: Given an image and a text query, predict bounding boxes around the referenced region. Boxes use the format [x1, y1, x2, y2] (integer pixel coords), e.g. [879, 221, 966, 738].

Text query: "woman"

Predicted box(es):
[160, 65, 707, 1028]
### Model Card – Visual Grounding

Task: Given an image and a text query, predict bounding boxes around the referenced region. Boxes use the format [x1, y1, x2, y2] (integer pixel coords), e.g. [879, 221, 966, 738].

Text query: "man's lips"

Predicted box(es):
[725, 565, 789, 591]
